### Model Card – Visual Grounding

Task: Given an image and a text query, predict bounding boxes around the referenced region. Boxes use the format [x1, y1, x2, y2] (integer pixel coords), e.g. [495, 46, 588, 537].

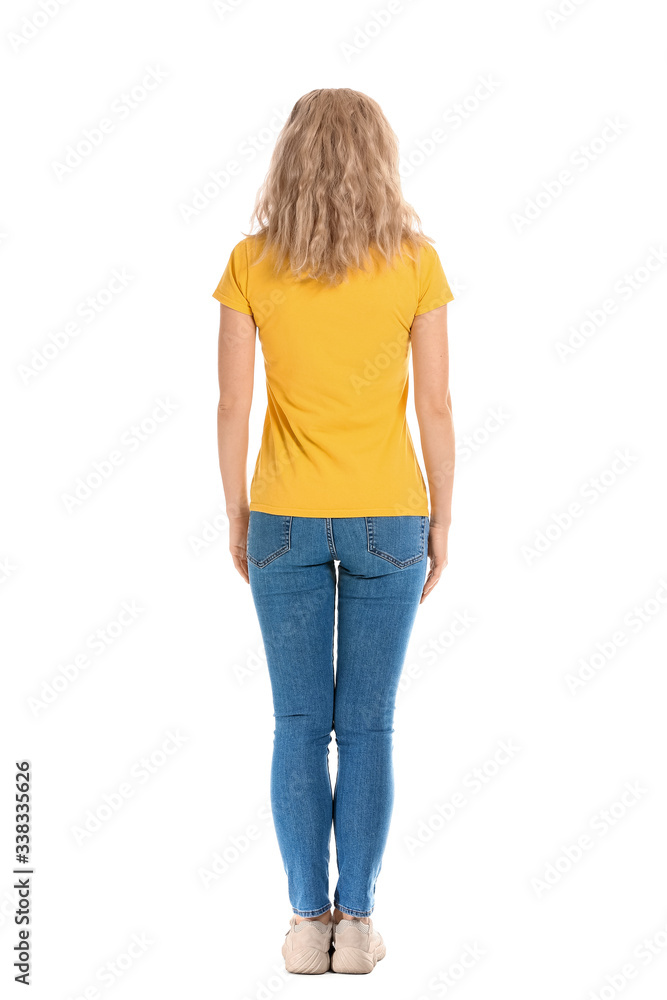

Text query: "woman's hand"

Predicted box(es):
[229, 512, 250, 583]
[420, 520, 449, 603]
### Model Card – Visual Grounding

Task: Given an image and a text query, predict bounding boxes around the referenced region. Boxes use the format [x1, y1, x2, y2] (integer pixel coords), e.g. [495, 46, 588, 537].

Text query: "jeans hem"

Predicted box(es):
[292, 902, 331, 917]
[333, 901, 373, 917]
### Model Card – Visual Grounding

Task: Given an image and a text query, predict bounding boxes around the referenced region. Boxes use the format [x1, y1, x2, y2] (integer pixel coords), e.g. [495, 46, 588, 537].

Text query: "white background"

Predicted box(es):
[2, 0, 666, 997]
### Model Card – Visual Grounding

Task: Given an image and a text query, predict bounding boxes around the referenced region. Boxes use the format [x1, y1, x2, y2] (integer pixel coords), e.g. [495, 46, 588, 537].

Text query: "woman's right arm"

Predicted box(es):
[410, 302, 454, 601]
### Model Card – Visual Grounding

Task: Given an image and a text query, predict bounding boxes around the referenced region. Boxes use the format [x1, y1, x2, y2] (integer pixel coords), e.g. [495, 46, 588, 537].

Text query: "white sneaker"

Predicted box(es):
[281, 915, 332, 974]
[331, 916, 386, 973]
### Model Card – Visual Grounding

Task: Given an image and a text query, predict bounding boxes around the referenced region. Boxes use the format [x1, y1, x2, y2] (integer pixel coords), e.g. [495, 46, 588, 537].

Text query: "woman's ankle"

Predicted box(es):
[294, 910, 331, 924]
[333, 907, 370, 924]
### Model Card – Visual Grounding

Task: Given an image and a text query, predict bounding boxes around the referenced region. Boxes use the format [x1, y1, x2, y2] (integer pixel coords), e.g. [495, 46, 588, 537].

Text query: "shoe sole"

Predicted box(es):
[331, 942, 386, 974]
[282, 943, 330, 974]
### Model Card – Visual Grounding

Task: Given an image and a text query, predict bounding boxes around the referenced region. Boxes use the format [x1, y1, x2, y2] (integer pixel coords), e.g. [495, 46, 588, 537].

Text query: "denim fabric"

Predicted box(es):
[246, 512, 429, 917]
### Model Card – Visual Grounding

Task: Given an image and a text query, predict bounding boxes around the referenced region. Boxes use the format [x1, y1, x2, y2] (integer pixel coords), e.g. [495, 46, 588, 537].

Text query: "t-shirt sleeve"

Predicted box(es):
[212, 239, 254, 315]
[415, 243, 454, 315]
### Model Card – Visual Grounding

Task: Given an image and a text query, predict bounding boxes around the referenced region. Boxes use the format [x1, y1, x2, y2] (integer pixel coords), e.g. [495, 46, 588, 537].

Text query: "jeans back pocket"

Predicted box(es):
[365, 515, 427, 568]
[246, 512, 292, 567]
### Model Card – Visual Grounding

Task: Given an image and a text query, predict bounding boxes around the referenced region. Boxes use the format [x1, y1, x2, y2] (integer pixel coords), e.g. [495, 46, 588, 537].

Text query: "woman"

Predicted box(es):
[213, 88, 455, 975]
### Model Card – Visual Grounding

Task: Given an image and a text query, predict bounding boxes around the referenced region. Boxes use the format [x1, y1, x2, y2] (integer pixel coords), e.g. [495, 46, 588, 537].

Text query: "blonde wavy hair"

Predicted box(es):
[246, 88, 433, 286]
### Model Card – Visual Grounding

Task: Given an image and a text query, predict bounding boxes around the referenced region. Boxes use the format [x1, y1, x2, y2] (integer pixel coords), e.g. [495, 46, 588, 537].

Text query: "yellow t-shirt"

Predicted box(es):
[212, 234, 453, 517]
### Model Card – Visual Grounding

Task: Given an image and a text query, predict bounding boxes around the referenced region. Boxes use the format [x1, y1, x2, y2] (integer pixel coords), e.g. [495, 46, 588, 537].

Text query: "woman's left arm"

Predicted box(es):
[217, 303, 256, 583]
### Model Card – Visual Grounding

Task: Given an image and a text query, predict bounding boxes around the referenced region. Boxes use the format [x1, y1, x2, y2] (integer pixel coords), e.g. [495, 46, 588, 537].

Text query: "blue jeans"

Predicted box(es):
[246, 512, 429, 917]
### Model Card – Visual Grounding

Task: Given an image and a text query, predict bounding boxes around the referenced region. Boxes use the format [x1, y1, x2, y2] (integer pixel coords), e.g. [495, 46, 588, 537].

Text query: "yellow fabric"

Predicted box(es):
[212, 235, 454, 517]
